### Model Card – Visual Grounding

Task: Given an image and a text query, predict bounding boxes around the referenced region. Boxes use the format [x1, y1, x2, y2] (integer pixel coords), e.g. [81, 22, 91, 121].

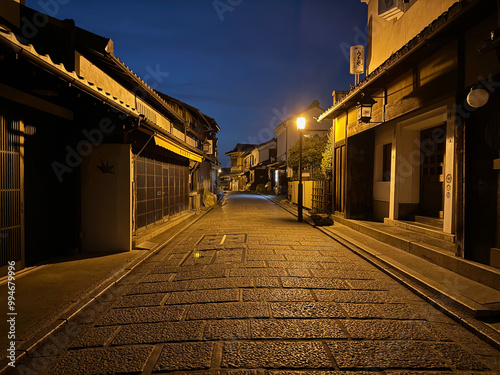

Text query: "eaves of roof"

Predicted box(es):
[202, 114, 221, 132]
[0, 27, 204, 160]
[267, 160, 287, 169]
[257, 138, 277, 148]
[154, 91, 220, 135]
[101, 52, 186, 126]
[0, 28, 140, 117]
[224, 143, 257, 155]
[317, 0, 482, 122]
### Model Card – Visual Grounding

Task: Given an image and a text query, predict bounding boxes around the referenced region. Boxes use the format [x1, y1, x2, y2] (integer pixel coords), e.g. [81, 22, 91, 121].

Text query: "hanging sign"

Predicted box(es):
[350, 45, 365, 75]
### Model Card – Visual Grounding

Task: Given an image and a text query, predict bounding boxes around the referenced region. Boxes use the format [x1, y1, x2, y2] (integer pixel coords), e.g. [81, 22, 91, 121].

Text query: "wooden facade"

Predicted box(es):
[0, 1, 220, 270]
[319, 0, 500, 268]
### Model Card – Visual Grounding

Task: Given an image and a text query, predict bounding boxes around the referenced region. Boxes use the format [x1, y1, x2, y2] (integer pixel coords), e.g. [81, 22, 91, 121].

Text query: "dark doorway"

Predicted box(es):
[420, 124, 446, 218]
[334, 144, 345, 213]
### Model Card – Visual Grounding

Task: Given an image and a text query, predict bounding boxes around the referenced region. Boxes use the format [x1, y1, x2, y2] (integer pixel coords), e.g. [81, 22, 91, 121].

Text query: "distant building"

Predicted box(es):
[225, 143, 257, 191]
[225, 139, 277, 191]
[218, 167, 231, 191]
[272, 100, 330, 193]
[248, 138, 277, 191]
[0, 1, 219, 270]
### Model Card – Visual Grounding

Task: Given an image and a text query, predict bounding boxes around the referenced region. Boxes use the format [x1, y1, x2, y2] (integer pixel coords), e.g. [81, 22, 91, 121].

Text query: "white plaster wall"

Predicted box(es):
[78, 54, 136, 107]
[251, 148, 260, 166]
[260, 148, 269, 162]
[397, 128, 421, 204]
[81, 144, 132, 252]
[276, 128, 287, 161]
[373, 124, 395, 202]
[367, 0, 459, 73]
[257, 141, 276, 163]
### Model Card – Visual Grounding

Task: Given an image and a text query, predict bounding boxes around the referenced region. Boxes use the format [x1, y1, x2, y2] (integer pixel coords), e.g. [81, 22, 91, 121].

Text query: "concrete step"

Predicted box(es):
[415, 215, 443, 228]
[384, 218, 455, 243]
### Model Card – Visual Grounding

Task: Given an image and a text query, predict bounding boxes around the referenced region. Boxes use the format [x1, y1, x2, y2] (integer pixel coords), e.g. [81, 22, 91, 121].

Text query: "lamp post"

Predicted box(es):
[297, 117, 305, 222]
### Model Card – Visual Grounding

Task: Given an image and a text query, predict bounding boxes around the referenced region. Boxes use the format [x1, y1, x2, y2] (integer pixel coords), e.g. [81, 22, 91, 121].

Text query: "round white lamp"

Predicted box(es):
[467, 86, 489, 108]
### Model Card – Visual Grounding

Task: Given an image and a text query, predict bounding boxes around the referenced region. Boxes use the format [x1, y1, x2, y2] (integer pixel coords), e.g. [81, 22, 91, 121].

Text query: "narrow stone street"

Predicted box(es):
[15, 193, 500, 374]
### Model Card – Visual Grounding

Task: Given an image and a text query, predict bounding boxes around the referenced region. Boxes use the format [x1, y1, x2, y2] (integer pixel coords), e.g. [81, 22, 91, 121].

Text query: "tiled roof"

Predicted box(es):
[225, 143, 258, 155]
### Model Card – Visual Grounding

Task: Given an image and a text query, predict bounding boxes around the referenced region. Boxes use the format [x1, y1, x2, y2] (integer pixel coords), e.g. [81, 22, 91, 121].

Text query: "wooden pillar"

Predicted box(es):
[455, 34, 466, 258]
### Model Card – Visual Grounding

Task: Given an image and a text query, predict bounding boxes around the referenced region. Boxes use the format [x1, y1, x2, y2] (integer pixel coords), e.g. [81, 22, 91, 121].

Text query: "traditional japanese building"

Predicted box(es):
[318, 0, 500, 269]
[224, 143, 257, 191]
[0, 0, 220, 271]
[247, 138, 277, 191]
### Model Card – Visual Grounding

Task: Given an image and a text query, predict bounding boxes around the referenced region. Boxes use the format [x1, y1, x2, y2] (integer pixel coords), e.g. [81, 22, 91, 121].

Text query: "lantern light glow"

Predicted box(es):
[297, 117, 306, 130]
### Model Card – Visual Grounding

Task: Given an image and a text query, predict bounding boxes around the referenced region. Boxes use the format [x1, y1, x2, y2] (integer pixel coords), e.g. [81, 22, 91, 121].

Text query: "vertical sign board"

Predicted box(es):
[350, 45, 365, 75]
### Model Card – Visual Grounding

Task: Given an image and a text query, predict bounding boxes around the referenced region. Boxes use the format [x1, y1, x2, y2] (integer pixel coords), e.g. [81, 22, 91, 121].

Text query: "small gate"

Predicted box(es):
[311, 180, 329, 213]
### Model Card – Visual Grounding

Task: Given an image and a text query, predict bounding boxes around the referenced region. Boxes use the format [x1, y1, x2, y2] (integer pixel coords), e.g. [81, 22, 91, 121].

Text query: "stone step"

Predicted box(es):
[414, 215, 444, 228]
[384, 218, 455, 243]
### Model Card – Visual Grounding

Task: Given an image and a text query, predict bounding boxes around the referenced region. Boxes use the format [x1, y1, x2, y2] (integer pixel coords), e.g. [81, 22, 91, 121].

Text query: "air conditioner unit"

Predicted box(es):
[378, 0, 405, 21]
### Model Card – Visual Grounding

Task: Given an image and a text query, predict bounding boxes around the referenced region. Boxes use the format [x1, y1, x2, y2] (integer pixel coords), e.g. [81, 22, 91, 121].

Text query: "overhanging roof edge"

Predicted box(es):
[317, 0, 477, 122]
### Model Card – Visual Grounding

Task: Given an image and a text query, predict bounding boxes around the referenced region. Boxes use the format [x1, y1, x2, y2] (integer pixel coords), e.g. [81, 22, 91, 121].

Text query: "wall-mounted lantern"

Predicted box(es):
[356, 93, 377, 123]
[203, 139, 213, 154]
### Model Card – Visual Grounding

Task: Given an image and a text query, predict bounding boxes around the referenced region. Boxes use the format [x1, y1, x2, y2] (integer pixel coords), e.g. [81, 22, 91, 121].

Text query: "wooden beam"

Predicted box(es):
[0, 83, 73, 121]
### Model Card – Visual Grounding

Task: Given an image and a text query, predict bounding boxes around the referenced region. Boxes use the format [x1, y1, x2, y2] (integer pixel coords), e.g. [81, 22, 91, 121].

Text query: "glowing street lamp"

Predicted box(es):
[297, 117, 305, 130]
[297, 117, 305, 222]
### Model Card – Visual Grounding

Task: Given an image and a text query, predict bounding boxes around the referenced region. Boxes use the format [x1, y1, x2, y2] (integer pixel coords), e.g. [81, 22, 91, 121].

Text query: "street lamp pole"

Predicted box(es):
[297, 117, 305, 222]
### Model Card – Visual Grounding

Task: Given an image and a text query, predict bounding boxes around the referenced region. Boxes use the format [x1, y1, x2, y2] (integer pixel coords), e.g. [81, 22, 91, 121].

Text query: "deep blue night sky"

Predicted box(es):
[28, 0, 367, 167]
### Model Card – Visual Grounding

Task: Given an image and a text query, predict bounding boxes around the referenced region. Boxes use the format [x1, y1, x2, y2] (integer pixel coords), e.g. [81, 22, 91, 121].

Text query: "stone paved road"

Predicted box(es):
[13, 193, 500, 374]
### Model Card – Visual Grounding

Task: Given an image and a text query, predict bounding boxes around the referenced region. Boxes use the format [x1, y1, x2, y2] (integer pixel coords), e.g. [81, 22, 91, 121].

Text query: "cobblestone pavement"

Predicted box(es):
[13, 193, 500, 374]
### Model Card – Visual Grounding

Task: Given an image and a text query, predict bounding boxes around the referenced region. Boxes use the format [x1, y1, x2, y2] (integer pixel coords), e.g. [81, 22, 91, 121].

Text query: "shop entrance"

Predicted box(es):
[420, 124, 446, 218]
[334, 144, 345, 213]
